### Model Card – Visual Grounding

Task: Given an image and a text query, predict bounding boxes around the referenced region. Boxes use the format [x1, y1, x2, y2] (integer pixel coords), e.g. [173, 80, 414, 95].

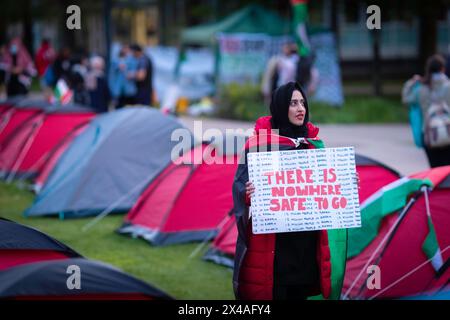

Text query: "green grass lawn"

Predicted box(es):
[0, 182, 234, 300]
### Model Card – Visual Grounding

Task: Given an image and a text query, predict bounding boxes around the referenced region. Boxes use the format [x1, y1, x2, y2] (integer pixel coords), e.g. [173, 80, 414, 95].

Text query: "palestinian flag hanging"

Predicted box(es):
[347, 177, 433, 258]
[290, 0, 311, 57]
[422, 188, 444, 272]
[343, 166, 450, 299]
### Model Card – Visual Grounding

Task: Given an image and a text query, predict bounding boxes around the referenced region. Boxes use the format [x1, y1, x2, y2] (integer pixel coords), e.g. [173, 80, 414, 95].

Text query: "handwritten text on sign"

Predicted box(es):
[247, 147, 361, 234]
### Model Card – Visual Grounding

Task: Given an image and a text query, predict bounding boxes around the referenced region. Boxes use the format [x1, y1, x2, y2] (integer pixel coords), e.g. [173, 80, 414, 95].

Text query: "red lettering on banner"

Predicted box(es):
[286, 170, 295, 184]
[305, 169, 313, 183]
[328, 168, 337, 183]
[272, 187, 284, 197]
[275, 171, 285, 184]
[264, 172, 274, 185]
[286, 186, 295, 197]
[270, 199, 280, 211]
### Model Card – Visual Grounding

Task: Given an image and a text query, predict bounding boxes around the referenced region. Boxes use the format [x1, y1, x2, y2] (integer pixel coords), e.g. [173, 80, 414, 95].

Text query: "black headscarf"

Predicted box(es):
[269, 81, 309, 139]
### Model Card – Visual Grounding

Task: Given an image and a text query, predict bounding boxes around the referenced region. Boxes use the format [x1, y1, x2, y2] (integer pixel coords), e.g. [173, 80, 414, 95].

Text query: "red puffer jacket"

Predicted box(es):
[236, 116, 332, 300]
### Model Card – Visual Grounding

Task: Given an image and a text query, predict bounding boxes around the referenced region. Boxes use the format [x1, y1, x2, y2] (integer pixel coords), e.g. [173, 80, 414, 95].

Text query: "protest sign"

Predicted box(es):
[247, 147, 361, 234]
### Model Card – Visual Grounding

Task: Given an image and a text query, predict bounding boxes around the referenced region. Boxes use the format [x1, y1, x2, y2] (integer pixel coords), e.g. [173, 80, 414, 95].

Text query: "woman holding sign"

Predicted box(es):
[232, 82, 347, 300]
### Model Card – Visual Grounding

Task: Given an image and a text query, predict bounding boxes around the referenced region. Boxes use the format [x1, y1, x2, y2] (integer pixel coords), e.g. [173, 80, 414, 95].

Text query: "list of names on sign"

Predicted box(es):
[247, 147, 361, 234]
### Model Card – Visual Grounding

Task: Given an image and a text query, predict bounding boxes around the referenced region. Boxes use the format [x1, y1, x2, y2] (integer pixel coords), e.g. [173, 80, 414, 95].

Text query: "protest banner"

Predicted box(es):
[247, 147, 361, 234]
[217, 33, 270, 84]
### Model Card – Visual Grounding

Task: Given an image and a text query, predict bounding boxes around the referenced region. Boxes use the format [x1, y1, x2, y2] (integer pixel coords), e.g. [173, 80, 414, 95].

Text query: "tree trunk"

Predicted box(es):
[22, 0, 34, 55]
[418, 1, 438, 70]
[60, 0, 76, 48]
[330, 0, 340, 53]
[372, 28, 382, 96]
[103, 0, 112, 70]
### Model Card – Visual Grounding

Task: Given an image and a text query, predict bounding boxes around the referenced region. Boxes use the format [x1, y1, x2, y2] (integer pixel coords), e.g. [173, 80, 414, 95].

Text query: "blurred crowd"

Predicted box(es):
[0, 37, 153, 112]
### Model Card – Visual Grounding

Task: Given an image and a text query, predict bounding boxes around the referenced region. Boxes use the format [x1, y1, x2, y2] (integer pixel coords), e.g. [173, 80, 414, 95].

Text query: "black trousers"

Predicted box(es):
[424, 145, 450, 168]
[7, 76, 28, 97]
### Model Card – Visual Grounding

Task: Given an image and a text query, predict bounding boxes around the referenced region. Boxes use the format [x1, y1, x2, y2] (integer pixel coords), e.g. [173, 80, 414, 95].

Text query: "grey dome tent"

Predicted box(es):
[24, 107, 193, 218]
[0, 258, 173, 300]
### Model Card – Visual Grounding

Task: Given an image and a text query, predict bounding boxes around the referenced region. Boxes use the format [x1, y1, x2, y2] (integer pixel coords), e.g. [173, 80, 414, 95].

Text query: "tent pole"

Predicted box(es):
[418, 256, 450, 296]
[83, 162, 196, 232]
[188, 214, 230, 259]
[6, 117, 44, 183]
[353, 192, 421, 299]
[368, 246, 450, 300]
[81, 175, 152, 232]
[15, 122, 88, 185]
[0, 109, 14, 135]
[342, 195, 418, 300]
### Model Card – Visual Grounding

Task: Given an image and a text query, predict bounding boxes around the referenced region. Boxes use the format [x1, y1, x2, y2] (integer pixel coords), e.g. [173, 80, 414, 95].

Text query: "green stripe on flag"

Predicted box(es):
[306, 138, 347, 300]
[423, 217, 444, 272]
[308, 229, 347, 300]
[291, 1, 311, 57]
[347, 178, 433, 258]
[307, 138, 324, 149]
[328, 228, 348, 299]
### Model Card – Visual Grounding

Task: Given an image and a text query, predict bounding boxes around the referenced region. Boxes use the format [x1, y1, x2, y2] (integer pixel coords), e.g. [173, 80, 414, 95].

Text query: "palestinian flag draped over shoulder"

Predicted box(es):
[291, 0, 311, 57]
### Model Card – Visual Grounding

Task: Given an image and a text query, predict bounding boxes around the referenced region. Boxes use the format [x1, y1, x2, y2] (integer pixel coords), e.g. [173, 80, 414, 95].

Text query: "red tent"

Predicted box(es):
[203, 214, 237, 268]
[0, 106, 94, 180]
[33, 124, 88, 192]
[343, 167, 450, 299]
[354, 154, 401, 203]
[117, 142, 240, 245]
[0, 105, 42, 145]
[0, 98, 19, 117]
[203, 153, 402, 268]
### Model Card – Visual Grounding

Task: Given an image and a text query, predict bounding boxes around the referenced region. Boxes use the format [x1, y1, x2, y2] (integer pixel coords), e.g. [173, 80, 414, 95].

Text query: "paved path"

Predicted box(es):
[180, 116, 429, 176]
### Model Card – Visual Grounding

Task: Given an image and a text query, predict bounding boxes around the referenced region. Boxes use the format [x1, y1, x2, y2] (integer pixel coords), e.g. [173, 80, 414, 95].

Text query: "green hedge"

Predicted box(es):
[216, 83, 408, 123]
[216, 83, 268, 121]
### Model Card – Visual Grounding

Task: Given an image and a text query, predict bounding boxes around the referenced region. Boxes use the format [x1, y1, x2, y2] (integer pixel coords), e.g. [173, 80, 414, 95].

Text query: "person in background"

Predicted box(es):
[86, 56, 110, 113]
[4, 37, 36, 98]
[445, 44, 450, 79]
[295, 50, 319, 97]
[262, 43, 319, 104]
[69, 52, 90, 105]
[109, 44, 137, 108]
[276, 43, 299, 88]
[47, 47, 72, 88]
[261, 53, 281, 105]
[403, 54, 450, 167]
[35, 38, 55, 90]
[402, 74, 424, 149]
[130, 44, 153, 106]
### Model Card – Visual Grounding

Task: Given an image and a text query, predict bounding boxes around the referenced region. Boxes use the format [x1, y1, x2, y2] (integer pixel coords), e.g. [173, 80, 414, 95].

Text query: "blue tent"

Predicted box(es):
[24, 107, 193, 218]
